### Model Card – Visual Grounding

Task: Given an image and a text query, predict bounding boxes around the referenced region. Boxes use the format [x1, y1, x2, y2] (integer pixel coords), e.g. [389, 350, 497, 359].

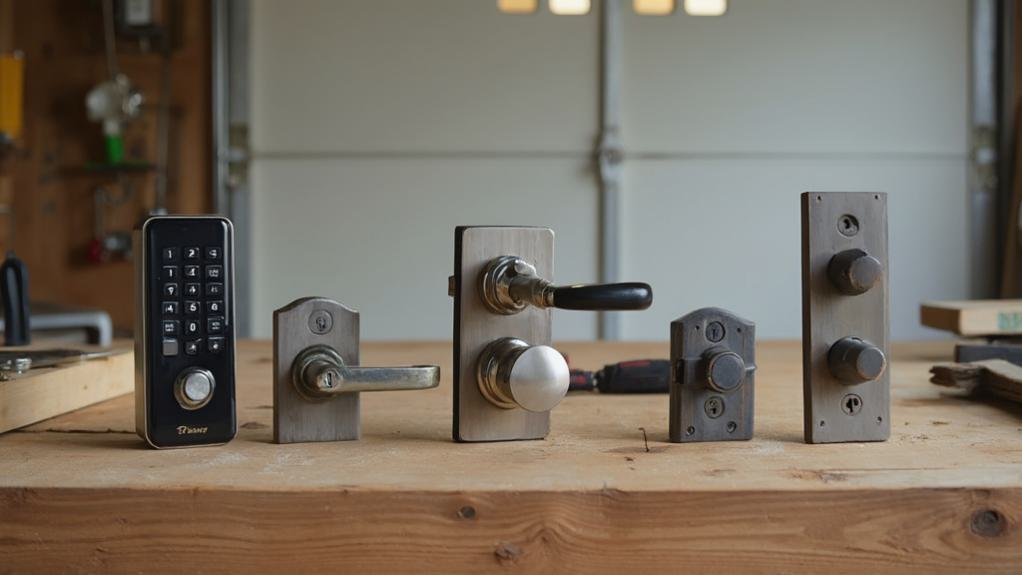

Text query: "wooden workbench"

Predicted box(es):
[2, 340, 1020, 573]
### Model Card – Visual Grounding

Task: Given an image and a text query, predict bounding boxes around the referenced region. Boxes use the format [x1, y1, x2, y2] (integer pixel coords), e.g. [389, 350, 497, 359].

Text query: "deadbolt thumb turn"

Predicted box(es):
[273, 297, 440, 443]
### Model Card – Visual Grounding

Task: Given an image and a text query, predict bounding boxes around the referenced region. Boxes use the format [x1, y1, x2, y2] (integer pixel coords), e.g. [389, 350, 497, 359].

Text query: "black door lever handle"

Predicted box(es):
[478, 255, 653, 315]
[552, 282, 652, 311]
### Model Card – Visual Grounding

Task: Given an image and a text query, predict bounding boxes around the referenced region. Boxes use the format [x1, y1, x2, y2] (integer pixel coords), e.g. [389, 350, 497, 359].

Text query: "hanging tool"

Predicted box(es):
[1, 251, 29, 346]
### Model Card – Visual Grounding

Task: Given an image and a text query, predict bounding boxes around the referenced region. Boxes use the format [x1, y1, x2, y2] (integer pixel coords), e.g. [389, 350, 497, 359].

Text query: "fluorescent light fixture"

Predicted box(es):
[683, 0, 727, 16]
[549, 0, 591, 15]
[497, 0, 538, 14]
[634, 0, 675, 15]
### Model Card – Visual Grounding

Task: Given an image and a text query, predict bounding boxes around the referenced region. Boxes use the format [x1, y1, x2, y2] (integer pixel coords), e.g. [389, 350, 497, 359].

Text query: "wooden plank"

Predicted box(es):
[1, 487, 1019, 573]
[921, 299, 1022, 336]
[1, 340, 1021, 572]
[0, 345, 132, 433]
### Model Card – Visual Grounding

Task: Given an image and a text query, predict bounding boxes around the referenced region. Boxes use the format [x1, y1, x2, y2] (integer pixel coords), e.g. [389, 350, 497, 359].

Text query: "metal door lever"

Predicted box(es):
[292, 345, 438, 398]
[478, 255, 652, 315]
[273, 297, 440, 443]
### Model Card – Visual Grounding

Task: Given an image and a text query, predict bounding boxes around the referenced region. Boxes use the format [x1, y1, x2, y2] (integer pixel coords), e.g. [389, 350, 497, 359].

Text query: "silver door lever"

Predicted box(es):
[292, 344, 438, 398]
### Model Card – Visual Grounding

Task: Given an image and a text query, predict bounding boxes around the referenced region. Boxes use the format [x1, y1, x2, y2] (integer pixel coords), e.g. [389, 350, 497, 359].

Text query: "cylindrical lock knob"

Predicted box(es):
[704, 350, 746, 393]
[827, 249, 882, 295]
[476, 337, 569, 412]
[828, 337, 886, 384]
[174, 367, 215, 410]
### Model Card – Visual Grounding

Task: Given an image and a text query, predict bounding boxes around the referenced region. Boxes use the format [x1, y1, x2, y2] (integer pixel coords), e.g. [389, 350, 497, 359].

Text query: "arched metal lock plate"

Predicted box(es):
[801, 192, 890, 443]
[451, 227, 554, 442]
[669, 307, 755, 443]
[273, 297, 439, 443]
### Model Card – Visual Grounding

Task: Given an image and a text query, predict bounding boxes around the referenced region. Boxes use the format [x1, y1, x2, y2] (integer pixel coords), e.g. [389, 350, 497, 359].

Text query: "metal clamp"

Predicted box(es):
[273, 297, 440, 443]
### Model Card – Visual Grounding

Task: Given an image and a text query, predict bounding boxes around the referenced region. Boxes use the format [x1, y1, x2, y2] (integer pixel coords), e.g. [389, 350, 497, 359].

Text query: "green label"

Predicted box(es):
[997, 312, 1022, 331]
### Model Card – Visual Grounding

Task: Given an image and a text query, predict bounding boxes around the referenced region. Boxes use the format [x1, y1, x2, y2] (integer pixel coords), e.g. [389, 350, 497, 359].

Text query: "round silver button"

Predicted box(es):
[477, 337, 569, 413]
[174, 368, 215, 410]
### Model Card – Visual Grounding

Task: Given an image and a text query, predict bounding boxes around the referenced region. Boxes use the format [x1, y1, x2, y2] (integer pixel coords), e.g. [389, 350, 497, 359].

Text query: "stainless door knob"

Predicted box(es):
[828, 336, 887, 384]
[478, 255, 652, 315]
[175, 367, 215, 410]
[292, 345, 439, 400]
[476, 337, 569, 412]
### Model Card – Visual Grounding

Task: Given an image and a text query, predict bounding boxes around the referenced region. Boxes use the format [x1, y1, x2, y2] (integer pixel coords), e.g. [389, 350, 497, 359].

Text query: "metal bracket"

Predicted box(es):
[273, 297, 439, 444]
[801, 192, 890, 443]
[669, 307, 755, 443]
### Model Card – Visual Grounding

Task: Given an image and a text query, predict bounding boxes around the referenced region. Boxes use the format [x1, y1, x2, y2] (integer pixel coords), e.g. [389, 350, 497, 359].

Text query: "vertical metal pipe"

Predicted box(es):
[598, 0, 623, 340]
[212, 0, 230, 216]
[971, 0, 999, 297]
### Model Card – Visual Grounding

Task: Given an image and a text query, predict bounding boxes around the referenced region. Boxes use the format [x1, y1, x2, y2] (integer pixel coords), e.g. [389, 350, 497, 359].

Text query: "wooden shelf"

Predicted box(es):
[1, 340, 1020, 572]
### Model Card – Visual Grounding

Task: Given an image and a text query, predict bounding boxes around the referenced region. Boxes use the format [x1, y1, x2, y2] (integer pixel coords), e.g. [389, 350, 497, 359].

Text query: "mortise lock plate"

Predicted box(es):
[273, 297, 439, 444]
[669, 307, 756, 442]
[450, 226, 652, 442]
[801, 192, 890, 443]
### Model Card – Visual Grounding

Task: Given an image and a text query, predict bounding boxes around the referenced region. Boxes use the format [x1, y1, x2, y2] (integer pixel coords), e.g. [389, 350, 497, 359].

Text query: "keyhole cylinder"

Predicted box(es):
[828, 337, 886, 384]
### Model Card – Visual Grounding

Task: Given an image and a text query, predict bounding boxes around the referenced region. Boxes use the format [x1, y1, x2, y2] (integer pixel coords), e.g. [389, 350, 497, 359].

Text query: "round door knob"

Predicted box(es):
[828, 337, 886, 384]
[174, 367, 215, 410]
[827, 249, 882, 295]
[476, 337, 569, 413]
[705, 350, 746, 393]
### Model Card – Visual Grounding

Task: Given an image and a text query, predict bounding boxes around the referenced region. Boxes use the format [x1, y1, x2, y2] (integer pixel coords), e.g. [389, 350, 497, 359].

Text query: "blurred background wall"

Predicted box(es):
[247, 0, 969, 340]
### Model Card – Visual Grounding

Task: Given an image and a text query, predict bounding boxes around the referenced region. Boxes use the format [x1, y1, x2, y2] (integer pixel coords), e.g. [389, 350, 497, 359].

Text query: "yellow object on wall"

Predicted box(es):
[0, 53, 24, 143]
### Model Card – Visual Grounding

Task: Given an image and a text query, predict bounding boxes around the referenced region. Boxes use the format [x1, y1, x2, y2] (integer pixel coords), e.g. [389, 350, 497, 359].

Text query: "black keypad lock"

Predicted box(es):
[134, 216, 236, 448]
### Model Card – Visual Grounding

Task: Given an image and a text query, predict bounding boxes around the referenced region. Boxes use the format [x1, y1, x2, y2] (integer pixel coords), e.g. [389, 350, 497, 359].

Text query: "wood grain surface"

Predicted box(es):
[2, 340, 1021, 573]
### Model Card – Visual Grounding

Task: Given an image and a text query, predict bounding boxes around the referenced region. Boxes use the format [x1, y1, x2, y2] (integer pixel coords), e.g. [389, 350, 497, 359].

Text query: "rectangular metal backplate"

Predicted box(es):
[669, 308, 755, 443]
[273, 297, 360, 444]
[454, 226, 553, 442]
[802, 192, 890, 443]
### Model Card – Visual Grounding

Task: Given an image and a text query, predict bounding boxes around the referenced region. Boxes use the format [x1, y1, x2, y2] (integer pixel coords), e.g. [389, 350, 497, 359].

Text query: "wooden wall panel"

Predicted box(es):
[0, 0, 211, 331]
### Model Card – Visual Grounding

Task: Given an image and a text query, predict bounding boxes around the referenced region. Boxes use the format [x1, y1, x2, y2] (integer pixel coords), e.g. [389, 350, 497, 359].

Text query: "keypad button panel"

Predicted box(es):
[154, 241, 228, 358]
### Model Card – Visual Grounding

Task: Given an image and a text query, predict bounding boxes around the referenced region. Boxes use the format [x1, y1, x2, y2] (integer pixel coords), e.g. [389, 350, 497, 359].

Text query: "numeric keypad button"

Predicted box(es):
[162, 302, 179, 315]
[185, 340, 201, 356]
[162, 266, 178, 280]
[205, 246, 221, 260]
[205, 265, 223, 280]
[184, 246, 201, 260]
[184, 319, 201, 336]
[184, 301, 201, 316]
[205, 283, 224, 297]
[206, 300, 224, 314]
[184, 283, 200, 297]
[163, 283, 179, 298]
[161, 247, 178, 262]
[184, 265, 200, 279]
[162, 320, 179, 336]
[208, 337, 224, 354]
[207, 317, 224, 334]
